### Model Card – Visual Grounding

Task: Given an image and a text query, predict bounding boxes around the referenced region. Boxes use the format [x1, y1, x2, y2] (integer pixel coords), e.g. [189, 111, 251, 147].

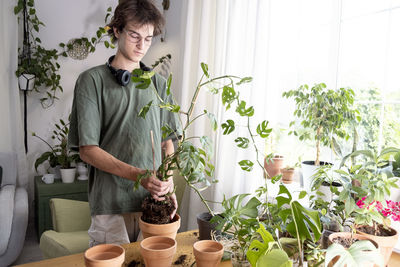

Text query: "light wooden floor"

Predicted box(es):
[12, 219, 43, 266]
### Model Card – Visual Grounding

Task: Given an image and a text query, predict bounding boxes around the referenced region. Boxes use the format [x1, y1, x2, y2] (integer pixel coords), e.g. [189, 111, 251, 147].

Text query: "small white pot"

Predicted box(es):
[60, 168, 76, 183]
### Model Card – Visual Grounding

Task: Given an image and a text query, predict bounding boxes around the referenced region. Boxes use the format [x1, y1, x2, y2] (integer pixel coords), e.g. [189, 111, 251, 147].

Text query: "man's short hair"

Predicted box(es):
[107, 0, 165, 43]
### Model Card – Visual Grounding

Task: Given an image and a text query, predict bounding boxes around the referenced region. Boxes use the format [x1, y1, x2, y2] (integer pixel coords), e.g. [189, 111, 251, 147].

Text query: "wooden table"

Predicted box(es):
[16, 230, 230, 267]
[15, 230, 400, 267]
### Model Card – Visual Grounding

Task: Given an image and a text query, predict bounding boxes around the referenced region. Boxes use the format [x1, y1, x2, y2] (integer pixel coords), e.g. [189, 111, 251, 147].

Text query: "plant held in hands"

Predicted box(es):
[135, 63, 254, 224]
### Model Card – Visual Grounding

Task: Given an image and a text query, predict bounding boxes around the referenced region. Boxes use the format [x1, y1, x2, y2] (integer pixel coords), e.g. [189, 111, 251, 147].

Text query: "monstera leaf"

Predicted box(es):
[325, 240, 383, 267]
[276, 185, 322, 243]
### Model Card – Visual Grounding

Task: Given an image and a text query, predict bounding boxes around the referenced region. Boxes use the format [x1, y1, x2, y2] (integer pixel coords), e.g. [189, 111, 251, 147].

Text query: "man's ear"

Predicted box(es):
[113, 27, 120, 39]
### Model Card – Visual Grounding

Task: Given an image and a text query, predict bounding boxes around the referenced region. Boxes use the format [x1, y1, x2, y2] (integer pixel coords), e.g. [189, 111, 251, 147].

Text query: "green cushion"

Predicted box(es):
[39, 230, 89, 259]
[50, 198, 91, 232]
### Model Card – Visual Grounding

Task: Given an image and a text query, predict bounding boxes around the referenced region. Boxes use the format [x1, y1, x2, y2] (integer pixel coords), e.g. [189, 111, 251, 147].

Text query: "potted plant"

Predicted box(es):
[135, 63, 254, 237]
[282, 83, 360, 191]
[14, 0, 64, 108]
[326, 232, 383, 267]
[281, 161, 301, 184]
[211, 193, 262, 266]
[246, 224, 293, 267]
[275, 185, 322, 266]
[337, 147, 400, 266]
[33, 117, 80, 183]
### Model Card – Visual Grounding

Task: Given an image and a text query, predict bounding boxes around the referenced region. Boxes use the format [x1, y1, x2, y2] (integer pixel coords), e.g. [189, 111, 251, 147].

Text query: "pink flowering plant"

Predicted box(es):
[337, 147, 400, 229]
[356, 197, 400, 224]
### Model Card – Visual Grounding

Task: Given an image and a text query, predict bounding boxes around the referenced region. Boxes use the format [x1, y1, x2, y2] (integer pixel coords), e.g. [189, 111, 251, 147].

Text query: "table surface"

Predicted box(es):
[15, 230, 400, 267]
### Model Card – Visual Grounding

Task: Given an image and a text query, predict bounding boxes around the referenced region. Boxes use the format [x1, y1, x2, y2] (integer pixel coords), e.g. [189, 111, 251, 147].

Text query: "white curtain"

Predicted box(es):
[178, 0, 272, 230]
[0, 0, 29, 189]
[177, 0, 400, 230]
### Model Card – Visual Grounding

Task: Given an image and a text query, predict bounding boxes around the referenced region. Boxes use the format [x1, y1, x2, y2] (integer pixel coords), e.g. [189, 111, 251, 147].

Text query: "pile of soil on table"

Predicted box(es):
[357, 224, 395, 236]
[141, 195, 175, 224]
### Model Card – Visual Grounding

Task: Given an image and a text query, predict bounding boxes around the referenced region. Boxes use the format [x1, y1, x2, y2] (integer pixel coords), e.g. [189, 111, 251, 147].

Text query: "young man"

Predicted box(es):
[68, 0, 181, 246]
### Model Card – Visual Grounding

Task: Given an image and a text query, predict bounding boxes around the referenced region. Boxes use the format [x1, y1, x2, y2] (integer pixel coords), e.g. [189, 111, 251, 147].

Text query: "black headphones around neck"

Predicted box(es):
[106, 55, 152, 86]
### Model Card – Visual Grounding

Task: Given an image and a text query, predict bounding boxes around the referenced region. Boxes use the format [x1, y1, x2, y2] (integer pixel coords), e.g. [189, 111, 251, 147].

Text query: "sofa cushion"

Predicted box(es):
[0, 185, 15, 255]
[39, 230, 89, 259]
[0, 152, 17, 187]
[50, 198, 91, 232]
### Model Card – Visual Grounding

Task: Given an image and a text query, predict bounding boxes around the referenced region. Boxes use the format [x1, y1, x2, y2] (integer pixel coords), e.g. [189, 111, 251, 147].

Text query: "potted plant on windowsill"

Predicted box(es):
[282, 83, 360, 191]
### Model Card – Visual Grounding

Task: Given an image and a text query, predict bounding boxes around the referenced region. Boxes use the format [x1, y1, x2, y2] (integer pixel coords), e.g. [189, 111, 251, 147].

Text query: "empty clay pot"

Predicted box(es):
[84, 243, 125, 267]
[139, 214, 181, 239]
[193, 240, 224, 267]
[140, 236, 177, 267]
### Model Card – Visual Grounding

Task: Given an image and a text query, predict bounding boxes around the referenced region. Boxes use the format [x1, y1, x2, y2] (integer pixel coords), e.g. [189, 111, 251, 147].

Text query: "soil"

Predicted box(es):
[357, 224, 395, 237]
[174, 254, 187, 265]
[332, 237, 361, 248]
[141, 195, 175, 224]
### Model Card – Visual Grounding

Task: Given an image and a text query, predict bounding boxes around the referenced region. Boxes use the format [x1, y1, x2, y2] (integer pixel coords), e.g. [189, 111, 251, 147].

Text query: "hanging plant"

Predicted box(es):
[59, 7, 115, 57]
[14, 0, 63, 108]
[14, 0, 114, 108]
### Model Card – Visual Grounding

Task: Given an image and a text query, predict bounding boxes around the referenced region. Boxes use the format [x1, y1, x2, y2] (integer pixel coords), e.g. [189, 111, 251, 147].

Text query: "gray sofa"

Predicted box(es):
[0, 152, 28, 267]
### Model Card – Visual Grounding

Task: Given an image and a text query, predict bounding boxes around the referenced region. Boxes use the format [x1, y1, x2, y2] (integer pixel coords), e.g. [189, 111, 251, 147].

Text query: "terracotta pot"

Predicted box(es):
[193, 240, 224, 267]
[140, 236, 177, 267]
[264, 156, 284, 178]
[357, 225, 399, 266]
[328, 232, 379, 267]
[281, 168, 295, 184]
[139, 214, 180, 239]
[196, 212, 220, 240]
[84, 244, 125, 267]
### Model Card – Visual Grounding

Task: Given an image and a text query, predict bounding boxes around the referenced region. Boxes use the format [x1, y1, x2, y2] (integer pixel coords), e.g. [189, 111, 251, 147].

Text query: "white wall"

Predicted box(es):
[20, 0, 185, 210]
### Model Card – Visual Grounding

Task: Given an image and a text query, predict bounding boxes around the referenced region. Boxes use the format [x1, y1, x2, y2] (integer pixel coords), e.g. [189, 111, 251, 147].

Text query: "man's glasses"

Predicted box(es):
[123, 29, 152, 45]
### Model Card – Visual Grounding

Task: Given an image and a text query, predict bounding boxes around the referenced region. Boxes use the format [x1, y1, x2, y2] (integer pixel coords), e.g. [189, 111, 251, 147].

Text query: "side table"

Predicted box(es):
[34, 176, 88, 239]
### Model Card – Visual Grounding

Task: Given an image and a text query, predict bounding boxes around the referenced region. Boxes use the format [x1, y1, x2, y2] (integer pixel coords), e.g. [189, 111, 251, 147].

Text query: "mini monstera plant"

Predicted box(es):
[135, 63, 263, 224]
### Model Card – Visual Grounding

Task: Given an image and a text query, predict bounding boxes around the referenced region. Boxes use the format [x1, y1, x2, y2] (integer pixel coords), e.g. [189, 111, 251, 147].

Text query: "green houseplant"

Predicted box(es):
[14, 0, 114, 107]
[282, 83, 360, 166]
[211, 193, 262, 266]
[14, 0, 63, 107]
[282, 83, 360, 191]
[135, 63, 255, 226]
[33, 117, 80, 181]
[336, 147, 400, 266]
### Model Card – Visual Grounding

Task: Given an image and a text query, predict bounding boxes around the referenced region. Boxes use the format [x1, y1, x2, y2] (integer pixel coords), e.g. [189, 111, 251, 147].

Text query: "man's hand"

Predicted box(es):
[140, 174, 173, 201]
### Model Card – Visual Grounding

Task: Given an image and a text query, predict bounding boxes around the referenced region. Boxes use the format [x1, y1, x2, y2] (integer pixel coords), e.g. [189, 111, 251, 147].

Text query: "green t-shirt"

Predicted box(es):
[68, 64, 181, 215]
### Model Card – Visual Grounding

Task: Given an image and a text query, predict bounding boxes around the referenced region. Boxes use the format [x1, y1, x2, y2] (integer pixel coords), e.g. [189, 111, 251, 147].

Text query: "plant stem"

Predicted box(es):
[150, 130, 156, 175]
[316, 126, 322, 166]
[33, 135, 57, 154]
[290, 201, 303, 266]
[186, 179, 214, 216]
